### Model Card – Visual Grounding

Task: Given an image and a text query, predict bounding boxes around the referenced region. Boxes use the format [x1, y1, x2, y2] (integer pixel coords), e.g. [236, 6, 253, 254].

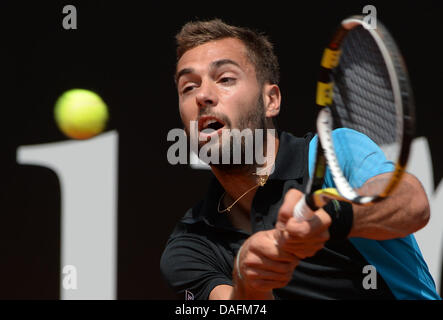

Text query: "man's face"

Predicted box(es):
[176, 37, 266, 158]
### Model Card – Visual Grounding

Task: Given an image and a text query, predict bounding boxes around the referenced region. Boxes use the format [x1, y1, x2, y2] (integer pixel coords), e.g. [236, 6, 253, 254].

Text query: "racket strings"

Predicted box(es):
[331, 26, 402, 163]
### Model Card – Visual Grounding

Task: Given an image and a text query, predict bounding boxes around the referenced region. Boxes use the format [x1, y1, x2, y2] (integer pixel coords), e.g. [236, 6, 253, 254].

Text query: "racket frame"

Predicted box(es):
[295, 15, 415, 220]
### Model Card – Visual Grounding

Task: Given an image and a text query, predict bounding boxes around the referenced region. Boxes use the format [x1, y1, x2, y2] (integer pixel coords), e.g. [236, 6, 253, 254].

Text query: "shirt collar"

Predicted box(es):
[268, 131, 309, 181]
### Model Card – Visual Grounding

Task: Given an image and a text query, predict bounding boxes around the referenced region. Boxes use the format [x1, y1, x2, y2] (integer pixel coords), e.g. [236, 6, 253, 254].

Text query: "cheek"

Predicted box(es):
[179, 101, 195, 126]
[178, 101, 193, 121]
[227, 92, 259, 120]
[178, 105, 186, 122]
[223, 88, 254, 112]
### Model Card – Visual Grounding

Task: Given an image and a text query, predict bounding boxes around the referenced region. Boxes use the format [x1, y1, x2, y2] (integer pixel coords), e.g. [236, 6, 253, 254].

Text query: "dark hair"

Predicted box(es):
[175, 19, 280, 86]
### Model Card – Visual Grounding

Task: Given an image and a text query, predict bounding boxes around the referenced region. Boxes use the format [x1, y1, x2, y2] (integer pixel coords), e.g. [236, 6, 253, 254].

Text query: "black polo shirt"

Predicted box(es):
[160, 131, 395, 300]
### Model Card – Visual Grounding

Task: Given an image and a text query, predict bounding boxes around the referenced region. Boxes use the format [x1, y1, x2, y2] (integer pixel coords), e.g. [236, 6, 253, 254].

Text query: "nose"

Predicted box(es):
[195, 81, 218, 109]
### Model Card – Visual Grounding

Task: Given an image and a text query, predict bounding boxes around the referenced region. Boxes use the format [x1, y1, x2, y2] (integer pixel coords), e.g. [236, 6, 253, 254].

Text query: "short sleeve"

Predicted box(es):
[308, 128, 395, 189]
[160, 230, 233, 300]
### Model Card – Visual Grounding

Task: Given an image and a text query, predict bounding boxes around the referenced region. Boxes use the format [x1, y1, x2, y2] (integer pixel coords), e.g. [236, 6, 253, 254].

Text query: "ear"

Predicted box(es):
[263, 84, 281, 118]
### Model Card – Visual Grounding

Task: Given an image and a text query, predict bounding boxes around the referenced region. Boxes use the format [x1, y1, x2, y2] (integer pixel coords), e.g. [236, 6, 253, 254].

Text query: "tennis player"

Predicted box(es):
[160, 19, 441, 300]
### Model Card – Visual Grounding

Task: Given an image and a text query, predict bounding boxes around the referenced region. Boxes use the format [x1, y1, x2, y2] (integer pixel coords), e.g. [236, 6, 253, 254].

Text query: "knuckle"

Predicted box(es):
[243, 269, 256, 279]
[243, 254, 259, 268]
[278, 262, 294, 275]
[287, 221, 310, 238]
[275, 280, 290, 289]
[307, 244, 324, 257]
[307, 249, 318, 257]
[248, 280, 261, 290]
[284, 269, 294, 280]
[281, 189, 302, 208]
[278, 204, 293, 220]
[248, 234, 264, 251]
[298, 252, 309, 259]
[321, 230, 330, 241]
[275, 272, 292, 288]
[290, 257, 300, 268]
[284, 188, 299, 200]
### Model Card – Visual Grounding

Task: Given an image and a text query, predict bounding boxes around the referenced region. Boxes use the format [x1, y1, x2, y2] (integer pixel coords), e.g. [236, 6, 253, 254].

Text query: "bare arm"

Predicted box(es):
[210, 281, 274, 300]
[348, 172, 430, 239]
[209, 285, 234, 300]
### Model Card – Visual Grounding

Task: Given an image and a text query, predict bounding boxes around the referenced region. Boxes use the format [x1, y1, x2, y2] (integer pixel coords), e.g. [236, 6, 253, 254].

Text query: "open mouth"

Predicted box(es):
[198, 116, 226, 133]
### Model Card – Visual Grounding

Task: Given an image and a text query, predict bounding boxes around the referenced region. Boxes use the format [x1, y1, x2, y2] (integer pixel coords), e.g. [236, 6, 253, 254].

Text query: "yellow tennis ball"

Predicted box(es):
[54, 89, 109, 140]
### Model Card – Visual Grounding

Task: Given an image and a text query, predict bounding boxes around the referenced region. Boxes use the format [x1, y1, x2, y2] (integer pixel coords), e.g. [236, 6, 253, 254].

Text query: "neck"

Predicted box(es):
[211, 132, 280, 214]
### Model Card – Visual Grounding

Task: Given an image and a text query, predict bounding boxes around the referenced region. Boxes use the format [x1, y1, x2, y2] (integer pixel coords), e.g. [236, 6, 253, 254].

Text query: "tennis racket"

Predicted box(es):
[293, 15, 415, 221]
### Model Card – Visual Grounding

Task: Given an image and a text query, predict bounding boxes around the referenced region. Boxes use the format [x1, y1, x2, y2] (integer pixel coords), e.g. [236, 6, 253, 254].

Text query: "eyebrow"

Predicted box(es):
[211, 58, 241, 70]
[175, 59, 242, 84]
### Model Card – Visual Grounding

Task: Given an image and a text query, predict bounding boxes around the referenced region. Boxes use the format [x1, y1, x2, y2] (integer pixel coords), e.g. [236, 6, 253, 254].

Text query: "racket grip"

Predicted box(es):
[293, 196, 315, 222]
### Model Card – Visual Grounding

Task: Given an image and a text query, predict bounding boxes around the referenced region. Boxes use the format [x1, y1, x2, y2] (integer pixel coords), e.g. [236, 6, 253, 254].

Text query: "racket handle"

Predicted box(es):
[293, 196, 315, 222]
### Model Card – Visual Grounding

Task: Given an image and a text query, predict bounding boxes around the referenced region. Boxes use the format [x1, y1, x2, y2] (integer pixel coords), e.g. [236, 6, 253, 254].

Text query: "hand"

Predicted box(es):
[275, 189, 331, 259]
[233, 229, 299, 297]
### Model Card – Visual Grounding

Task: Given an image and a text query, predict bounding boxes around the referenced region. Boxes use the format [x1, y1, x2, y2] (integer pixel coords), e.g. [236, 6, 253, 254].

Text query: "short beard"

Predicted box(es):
[210, 95, 268, 174]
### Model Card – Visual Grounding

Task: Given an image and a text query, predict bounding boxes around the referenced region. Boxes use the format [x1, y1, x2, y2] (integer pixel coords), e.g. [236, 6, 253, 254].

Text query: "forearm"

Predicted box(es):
[229, 280, 275, 300]
[209, 276, 275, 300]
[348, 172, 430, 239]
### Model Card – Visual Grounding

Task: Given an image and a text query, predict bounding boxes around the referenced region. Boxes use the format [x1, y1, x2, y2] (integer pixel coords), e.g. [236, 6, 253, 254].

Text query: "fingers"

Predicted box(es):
[235, 187, 333, 294]
[235, 230, 299, 292]
[275, 189, 332, 259]
[248, 231, 299, 267]
[241, 271, 293, 291]
[284, 209, 331, 239]
[279, 239, 327, 259]
[278, 189, 332, 237]
[242, 256, 295, 281]
[277, 224, 328, 259]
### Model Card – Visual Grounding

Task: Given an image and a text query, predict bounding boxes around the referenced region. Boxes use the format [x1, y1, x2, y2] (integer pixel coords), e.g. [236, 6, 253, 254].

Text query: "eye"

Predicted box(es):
[181, 85, 196, 94]
[219, 77, 236, 85]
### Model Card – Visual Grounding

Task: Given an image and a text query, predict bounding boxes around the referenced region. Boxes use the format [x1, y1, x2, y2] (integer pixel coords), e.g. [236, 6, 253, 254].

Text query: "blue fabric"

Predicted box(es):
[308, 128, 441, 300]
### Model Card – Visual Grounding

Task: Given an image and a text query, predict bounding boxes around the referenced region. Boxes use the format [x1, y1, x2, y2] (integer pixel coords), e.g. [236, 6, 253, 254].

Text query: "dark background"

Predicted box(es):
[1, 1, 442, 299]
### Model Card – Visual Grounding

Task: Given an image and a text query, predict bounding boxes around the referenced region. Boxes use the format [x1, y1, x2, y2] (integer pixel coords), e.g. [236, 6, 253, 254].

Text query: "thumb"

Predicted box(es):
[277, 188, 304, 228]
